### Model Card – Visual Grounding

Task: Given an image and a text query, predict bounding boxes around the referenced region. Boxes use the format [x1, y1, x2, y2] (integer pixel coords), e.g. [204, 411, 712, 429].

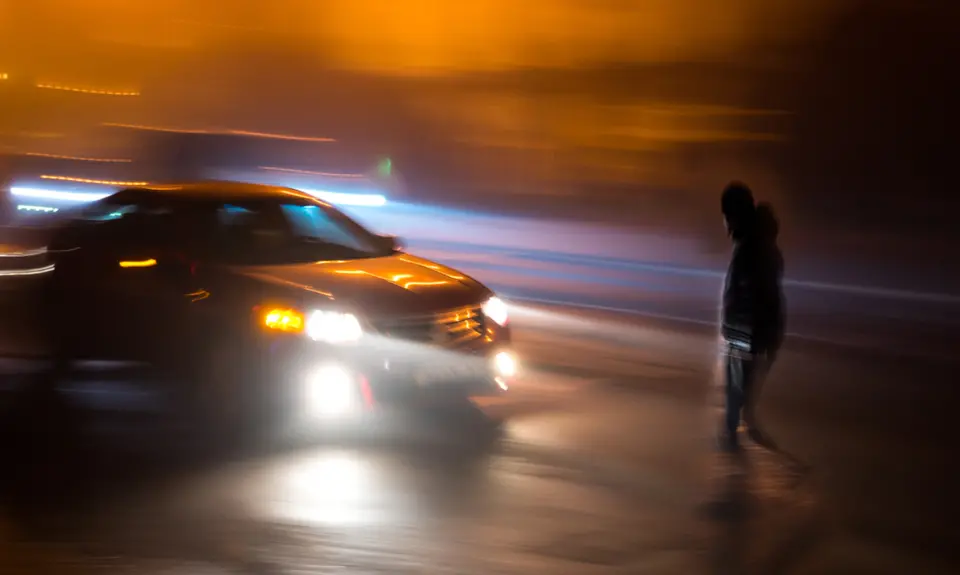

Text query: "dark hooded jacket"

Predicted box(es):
[721, 203, 785, 354]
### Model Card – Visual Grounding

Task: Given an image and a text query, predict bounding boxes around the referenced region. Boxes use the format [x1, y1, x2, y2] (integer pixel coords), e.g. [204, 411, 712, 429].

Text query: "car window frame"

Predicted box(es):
[59, 189, 390, 265]
[207, 197, 387, 264]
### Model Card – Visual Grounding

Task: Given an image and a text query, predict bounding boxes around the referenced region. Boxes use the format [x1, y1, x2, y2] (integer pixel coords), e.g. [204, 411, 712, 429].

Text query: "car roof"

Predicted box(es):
[115, 180, 326, 206]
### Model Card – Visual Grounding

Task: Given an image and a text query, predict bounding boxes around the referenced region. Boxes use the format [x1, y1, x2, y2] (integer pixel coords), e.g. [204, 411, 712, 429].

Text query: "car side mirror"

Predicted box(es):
[380, 234, 404, 253]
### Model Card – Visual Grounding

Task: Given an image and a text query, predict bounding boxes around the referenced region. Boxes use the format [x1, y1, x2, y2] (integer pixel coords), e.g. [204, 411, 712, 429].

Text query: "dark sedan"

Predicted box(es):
[42, 181, 516, 434]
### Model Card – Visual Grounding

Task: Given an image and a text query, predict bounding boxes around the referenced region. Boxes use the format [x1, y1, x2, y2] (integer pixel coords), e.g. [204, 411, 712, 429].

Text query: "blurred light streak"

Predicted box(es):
[102, 124, 336, 142]
[35, 83, 140, 96]
[510, 297, 717, 329]
[11, 183, 383, 208]
[0, 73, 8, 80]
[102, 123, 211, 134]
[260, 166, 365, 179]
[40, 175, 147, 186]
[16, 204, 59, 213]
[402, 280, 448, 289]
[0, 264, 55, 277]
[25, 152, 131, 163]
[0, 246, 48, 257]
[300, 188, 387, 207]
[227, 130, 335, 143]
[10, 187, 111, 202]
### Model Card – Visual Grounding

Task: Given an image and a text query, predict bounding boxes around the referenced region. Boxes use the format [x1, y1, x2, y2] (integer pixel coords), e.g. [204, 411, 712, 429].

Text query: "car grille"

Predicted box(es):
[374, 305, 484, 347]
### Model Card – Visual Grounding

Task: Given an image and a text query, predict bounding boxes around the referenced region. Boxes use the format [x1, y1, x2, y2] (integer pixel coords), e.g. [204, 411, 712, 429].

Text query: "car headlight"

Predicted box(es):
[305, 310, 363, 344]
[482, 296, 509, 327]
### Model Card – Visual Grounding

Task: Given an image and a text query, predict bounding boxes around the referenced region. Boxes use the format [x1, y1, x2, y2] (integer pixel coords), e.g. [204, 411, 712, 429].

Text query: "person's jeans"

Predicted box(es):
[724, 348, 757, 439]
[725, 349, 766, 437]
[725, 347, 777, 447]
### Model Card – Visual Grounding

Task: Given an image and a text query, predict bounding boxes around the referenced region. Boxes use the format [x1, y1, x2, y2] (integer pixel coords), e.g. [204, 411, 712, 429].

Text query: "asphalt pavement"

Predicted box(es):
[1, 302, 957, 574]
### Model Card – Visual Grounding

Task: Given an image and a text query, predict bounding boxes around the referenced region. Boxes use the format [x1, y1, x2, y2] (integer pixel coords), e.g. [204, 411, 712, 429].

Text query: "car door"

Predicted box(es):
[48, 192, 148, 360]
[93, 198, 202, 366]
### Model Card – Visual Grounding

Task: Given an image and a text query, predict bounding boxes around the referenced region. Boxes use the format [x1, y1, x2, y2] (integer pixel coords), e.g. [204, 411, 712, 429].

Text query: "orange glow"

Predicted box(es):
[119, 258, 157, 268]
[41, 175, 148, 186]
[317, 0, 846, 74]
[263, 308, 305, 333]
[36, 83, 140, 96]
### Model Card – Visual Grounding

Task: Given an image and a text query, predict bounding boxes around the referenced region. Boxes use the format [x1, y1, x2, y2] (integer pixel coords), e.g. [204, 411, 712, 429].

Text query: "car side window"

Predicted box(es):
[51, 192, 146, 252]
[279, 203, 372, 252]
[212, 203, 292, 262]
[72, 191, 143, 222]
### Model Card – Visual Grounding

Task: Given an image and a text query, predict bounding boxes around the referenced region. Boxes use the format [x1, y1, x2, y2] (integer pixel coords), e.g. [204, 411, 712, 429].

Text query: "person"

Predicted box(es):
[718, 182, 785, 451]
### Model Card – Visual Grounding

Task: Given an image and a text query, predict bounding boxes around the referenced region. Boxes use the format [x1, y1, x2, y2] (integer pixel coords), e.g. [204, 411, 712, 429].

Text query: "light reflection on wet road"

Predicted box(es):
[1, 304, 958, 574]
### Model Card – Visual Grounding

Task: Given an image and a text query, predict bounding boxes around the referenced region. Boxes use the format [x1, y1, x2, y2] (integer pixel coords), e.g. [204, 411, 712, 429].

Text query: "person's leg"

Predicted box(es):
[742, 355, 761, 430]
[723, 350, 747, 449]
[744, 355, 780, 449]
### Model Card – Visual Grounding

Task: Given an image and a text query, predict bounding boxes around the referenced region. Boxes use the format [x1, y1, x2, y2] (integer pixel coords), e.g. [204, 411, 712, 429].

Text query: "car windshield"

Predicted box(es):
[214, 198, 391, 264]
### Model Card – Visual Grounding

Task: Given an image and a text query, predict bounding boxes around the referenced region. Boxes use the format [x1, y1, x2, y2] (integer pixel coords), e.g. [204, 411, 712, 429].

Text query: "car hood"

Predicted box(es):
[233, 253, 489, 317]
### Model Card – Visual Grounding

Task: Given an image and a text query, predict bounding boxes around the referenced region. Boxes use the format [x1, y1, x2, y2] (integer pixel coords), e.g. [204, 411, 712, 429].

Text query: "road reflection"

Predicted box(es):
[263, 449, 384, 526]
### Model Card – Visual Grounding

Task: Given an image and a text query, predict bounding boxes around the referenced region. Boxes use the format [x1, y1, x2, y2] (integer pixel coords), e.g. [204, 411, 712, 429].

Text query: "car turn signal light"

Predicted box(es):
[119, 258, 157, 268]
[263, 307, 305, 333]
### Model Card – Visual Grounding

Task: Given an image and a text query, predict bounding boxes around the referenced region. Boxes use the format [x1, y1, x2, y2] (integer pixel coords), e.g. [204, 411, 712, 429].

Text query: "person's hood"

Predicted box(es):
[232, 253, 491, 317]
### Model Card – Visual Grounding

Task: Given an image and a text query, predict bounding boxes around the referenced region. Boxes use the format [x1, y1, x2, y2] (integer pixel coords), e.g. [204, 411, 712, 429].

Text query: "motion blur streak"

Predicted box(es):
[299, 189, 387, 207]
[16, 205, 58, 213]
[260, 166, 365, 179]
[8, 185, 386, 208]
[24, 153, 131, 163]
[228, 130, 335, 143]
[40, 175, 148, 186]
[0, 263, 55, 277]
[0, 246, 47, 257]
[35, 83, 140, 96]
[10, 187, 111, 202]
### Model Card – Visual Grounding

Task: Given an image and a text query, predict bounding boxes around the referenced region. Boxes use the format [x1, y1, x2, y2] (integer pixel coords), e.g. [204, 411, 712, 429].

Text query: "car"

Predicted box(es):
[41, 181, 516, 436]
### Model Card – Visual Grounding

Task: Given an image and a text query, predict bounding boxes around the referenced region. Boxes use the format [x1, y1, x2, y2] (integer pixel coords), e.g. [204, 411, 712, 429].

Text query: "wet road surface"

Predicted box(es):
[1, 303, 957, 574]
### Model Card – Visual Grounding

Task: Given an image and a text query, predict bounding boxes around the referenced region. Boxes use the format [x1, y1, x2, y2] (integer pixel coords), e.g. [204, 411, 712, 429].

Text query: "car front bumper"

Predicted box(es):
[259, 326, 515, 419]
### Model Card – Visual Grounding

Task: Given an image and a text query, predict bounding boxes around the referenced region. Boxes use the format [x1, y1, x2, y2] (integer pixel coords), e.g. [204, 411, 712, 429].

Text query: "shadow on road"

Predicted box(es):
[699, 449, 823, 575]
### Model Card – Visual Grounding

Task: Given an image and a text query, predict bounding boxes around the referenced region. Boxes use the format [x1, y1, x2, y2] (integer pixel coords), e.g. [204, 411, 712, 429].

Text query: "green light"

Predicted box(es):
[377, 157, 392, 177]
